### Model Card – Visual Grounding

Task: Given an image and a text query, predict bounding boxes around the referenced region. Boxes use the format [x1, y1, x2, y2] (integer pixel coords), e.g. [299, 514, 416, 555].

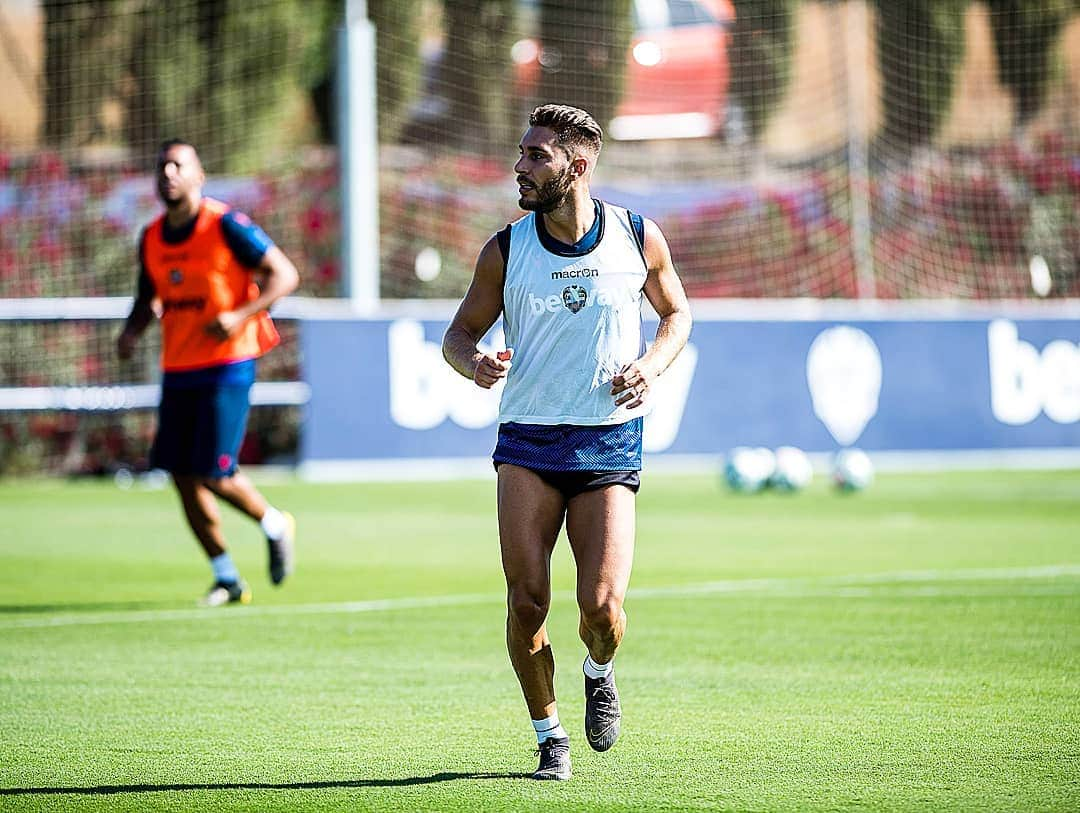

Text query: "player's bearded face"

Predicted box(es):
[156, 146, 203, 207]
[518, 164, 574, 213]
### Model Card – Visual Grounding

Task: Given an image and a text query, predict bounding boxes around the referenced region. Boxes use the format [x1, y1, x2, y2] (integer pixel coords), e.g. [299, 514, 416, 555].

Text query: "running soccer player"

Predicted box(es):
[442, 105, 692, 780]
[117, 139, 299, 607]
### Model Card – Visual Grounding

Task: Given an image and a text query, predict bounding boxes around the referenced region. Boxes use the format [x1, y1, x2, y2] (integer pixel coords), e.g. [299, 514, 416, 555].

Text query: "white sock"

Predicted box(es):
[260, 506, 287, 540]
[210, 552, 240, 585]
[583, 654, 613, 680]
[531, 713, 568, 743]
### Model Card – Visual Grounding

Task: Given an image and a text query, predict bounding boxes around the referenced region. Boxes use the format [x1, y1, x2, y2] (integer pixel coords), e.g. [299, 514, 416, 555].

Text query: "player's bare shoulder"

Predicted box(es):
[639, 215, 690, 329]
[640, 217, 676, 274]
[474, 232, 507, 284]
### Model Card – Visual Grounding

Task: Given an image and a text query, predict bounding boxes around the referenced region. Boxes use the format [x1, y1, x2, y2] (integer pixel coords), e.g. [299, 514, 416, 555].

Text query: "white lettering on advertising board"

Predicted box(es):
[988, 319, 1080, 425]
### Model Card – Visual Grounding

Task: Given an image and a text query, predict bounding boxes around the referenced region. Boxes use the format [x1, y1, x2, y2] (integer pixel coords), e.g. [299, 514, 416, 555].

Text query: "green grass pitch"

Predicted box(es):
[1, 470, 1078, 812]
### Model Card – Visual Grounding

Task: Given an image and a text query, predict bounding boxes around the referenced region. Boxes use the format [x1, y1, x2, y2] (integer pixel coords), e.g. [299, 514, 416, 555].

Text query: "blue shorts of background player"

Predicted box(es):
[150, 360, 254, 477]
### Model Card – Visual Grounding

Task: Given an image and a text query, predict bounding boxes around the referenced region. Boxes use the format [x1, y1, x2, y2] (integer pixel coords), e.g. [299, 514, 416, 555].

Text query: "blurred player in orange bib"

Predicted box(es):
[117, 140, 300, 607]
[443, 105, 691, 780]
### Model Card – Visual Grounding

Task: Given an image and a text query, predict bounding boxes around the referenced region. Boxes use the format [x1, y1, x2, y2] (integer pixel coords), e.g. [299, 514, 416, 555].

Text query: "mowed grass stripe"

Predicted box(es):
[2, 564, 1078, 629]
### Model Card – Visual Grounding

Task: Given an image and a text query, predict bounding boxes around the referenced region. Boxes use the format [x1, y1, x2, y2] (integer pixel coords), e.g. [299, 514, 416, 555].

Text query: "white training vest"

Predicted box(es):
[498, 200, 650, 426]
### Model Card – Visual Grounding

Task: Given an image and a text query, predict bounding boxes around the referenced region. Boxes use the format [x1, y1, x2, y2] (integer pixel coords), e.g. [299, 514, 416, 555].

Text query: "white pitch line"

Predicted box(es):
[0, 593, 502, 631]
[1, 565, 1079, 631]
[630, 564, 1080, 599]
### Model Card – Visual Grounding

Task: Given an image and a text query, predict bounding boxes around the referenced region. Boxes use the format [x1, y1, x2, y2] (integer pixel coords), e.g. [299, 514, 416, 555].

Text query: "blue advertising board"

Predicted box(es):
[299, 315, 1080, 469]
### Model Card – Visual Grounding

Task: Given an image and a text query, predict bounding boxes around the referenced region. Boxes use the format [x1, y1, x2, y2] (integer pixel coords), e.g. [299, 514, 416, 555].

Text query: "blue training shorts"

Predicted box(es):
[150, 361, 254, 477]
[492, 419, 643, 498]
[493, 419, 643, 472]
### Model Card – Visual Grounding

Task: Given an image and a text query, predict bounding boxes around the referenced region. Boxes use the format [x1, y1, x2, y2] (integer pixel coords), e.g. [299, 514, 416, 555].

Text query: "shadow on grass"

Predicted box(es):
[0, 773, 528, 796]
[0, 601, 180, 615]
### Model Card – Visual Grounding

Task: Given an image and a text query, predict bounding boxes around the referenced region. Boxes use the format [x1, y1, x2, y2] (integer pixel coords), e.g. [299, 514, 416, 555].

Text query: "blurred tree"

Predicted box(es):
[367, 0, 425, 139]
[306, 0, 425, 144]
[442, 0, 516, 149]
[126, 0, 334, 171]
[43, 0, 135, 147]
[985, 0, 1072, 128]
[44, 0, 339, 168]
[728, 0, 794, 143]
[873, 0, 966, 156]
[125, 3, 209, 165]
[536, 0, 633, 131]
[398, 0, 515, 152]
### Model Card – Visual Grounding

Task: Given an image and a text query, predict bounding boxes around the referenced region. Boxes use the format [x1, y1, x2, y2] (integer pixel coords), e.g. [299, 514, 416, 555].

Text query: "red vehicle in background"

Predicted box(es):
[401, 0, 735, 144]
[511, 0, 734, 140]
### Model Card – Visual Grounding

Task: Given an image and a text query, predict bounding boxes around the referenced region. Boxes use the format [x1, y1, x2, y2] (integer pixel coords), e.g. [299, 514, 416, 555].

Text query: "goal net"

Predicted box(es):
[0, 0, 1077, 474]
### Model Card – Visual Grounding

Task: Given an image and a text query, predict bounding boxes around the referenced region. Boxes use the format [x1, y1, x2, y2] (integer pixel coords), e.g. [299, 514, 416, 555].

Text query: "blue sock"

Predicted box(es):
[211, 552, 240, 585]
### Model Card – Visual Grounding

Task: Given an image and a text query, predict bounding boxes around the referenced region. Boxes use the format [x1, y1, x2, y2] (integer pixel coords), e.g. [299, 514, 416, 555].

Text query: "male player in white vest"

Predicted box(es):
[443, 104, 691, 781]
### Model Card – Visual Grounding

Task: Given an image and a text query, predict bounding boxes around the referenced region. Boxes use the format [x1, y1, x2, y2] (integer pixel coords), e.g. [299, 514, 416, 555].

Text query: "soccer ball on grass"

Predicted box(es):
[723, 447, 776, 493]
[832, 448, 874, 491]
[770, 446, 813, 492]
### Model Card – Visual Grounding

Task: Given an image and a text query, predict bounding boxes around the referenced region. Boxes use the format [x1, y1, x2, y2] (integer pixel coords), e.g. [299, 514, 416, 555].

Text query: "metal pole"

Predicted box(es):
[844, 0, 876, 299]
[338, 0, 379, 311]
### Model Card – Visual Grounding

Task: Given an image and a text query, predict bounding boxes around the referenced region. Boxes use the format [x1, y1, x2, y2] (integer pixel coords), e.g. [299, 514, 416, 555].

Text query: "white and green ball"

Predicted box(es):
[724, 446, 776, 493]
[770, 446, 813, 492]
[832, 448, 874, 491]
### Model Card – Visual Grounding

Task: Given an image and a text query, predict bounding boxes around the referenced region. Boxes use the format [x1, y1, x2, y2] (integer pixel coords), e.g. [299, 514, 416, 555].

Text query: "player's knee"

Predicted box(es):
[201, 475, 231, 494]
[172, 474, 201, 497]
[580, 595, 623, 634]
[507, 589, 549, 633]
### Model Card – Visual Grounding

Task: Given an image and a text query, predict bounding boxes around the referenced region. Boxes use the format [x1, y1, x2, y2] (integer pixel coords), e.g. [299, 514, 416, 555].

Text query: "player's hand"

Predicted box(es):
[116, 330, 137, 360]
[473, 348, 513, 389]
[611, 361, 654, 409]
[205, 310, 244, 340]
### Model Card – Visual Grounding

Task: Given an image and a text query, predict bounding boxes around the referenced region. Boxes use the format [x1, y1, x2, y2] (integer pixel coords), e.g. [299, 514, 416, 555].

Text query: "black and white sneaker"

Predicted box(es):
[267, 511, 296, 586]
[199, 579, 252, 607]
[585, 672, 621, 752]
[532, 737, 572, 780]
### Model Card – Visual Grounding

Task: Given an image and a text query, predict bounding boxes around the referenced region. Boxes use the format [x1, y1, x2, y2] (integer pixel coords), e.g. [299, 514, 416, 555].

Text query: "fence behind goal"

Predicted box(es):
[0, 1, 1078, 475]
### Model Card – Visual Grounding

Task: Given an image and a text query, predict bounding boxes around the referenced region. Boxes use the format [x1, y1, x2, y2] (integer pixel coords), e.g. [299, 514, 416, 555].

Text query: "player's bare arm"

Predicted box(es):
[206, 246, 300, 340]
[442, 236, 512, 389]
[612, 218, 692, 409]
[117, 276, 157, 360]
